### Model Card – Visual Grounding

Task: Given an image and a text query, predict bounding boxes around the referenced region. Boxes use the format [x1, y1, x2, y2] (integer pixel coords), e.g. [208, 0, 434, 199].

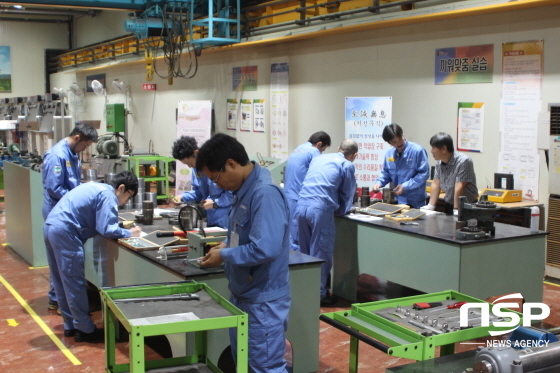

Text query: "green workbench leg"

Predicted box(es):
[237, 320, 248, 373]
[103, 297, 117, 372]
[349, 336, 359, 373]
[440, 343, 455, 356]
[130, 326, 145, 373]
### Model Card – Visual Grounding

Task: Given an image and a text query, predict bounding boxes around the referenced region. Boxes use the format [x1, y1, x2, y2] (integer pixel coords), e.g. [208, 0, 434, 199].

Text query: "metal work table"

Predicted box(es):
[85, 211, 323, 373]
[333, 213, 547, 303]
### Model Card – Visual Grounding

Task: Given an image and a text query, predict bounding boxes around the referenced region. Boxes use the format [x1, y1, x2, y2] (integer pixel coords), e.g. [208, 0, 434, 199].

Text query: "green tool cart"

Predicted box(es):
[126, 155, 174, 201]
[100, 281, 248, 373]
[320, 290, 522, 373]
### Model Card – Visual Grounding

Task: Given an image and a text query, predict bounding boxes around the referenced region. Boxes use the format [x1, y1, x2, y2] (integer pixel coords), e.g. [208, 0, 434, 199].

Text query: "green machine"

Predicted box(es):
[320, 290, 522, 372]
[100, 280, 248, 373]
[250, 153, 286, 185]
[187, 230, 228, 263]
[106, 103, 126, 132]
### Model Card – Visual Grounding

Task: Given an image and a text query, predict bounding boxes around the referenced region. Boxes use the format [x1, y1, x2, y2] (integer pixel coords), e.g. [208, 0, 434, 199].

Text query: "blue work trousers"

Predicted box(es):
[295, 204, 335, 299]
[43, 224, 95, 334]
[286, 197, 300, 252]
[229, 293, 291, 373]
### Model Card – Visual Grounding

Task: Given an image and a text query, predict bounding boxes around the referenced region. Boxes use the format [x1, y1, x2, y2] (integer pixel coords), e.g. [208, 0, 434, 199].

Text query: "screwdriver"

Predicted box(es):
[413, 302, 443, 310]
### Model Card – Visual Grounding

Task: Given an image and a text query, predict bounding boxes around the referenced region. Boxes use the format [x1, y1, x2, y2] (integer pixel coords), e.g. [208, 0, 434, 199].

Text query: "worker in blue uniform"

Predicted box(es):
[284, 131, 331, 251]
[171, 136, 233, 229]
[296, 139, 358, 306]
[43, 171, 141, 342]
[373, 123, 429, 208]
[41, 122, 98, 312]
[196, 133, 291, 373]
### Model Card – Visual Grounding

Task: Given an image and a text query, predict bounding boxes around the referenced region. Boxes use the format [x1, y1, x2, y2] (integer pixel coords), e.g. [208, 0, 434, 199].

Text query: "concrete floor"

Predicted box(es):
[1, 200, 559, 372]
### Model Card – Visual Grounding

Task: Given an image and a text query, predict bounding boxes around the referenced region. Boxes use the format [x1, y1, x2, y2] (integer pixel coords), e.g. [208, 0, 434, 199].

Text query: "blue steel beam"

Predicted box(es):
[0, 0, 149, 10]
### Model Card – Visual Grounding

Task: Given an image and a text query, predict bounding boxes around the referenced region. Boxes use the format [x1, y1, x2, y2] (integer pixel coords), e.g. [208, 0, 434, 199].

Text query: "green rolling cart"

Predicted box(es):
[101, 280, 248, 373]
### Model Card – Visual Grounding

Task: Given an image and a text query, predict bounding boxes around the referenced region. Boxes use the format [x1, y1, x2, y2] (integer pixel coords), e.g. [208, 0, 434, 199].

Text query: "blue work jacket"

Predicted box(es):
[375, 140, 429, 208]
[298, 152, 356, 216]
[283, 142, 320, 201]
[220, 162, 290, 303]
[45, 182, 131, 243]
[180, 168, 233, 228]
[42, 138, 81, 219]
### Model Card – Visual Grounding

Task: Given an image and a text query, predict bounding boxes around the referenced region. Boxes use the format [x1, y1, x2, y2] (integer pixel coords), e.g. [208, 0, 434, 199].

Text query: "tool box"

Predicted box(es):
[320, 290, 522, 370]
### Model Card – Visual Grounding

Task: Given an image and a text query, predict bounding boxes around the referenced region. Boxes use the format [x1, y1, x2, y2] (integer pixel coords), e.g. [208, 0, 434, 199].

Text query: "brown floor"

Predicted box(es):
[1, 200, 559, 372]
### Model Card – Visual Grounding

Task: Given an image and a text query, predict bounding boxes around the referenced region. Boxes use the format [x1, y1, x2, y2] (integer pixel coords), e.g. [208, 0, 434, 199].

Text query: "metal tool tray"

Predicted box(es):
[320, 290, 522, 365]
[100, 280, 248, 373]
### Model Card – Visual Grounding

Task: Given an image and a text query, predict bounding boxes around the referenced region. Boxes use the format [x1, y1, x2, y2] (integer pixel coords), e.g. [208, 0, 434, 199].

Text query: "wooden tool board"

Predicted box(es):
[118, 231, 179, 251]
[384, 209, 426, 222]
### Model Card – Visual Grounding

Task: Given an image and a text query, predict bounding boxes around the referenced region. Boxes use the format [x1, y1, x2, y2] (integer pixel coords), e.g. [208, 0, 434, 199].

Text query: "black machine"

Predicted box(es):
[456, 195, 497, 240]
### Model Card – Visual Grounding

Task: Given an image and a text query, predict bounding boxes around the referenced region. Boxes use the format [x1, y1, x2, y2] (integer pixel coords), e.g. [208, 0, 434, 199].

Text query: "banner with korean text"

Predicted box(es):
[435, 44, 493, 85]
[344, 97, 392, 188]
[176, 100, 212, 196]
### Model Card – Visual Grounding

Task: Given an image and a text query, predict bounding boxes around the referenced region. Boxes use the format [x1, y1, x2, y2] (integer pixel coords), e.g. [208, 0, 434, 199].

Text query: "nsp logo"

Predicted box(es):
[459, 293, 550, 336]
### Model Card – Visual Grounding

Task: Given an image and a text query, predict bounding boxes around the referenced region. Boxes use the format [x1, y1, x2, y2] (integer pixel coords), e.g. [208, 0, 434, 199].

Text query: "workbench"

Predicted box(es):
[84, 212, 323, 373]
[333, 213, 547, 303]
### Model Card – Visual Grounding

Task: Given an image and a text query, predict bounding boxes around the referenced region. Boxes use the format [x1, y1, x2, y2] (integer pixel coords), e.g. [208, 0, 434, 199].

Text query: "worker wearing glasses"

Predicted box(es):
[171, 136, 233, 229]
[43, 171, 142, 343]
[41, 122, 98, 314]
[196, 133, 291, 373]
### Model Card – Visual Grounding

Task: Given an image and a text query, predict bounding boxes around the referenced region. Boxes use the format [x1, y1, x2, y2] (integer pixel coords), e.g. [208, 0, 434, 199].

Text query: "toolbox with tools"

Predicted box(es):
[320, 290, 523, 369]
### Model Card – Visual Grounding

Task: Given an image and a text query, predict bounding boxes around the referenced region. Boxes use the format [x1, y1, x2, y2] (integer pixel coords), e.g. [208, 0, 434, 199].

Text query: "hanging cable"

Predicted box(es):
[150, 1, 199, 80]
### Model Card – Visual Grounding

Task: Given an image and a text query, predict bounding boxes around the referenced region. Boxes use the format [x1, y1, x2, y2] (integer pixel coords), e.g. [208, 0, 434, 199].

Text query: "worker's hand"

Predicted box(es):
[171, 196, 182, 205]
[453, 209, 458, 216]
[420, 204, 436, 211]
[199, 245, 224, 267]
[393, 185, 404, 195]
[372, 184, 381, 192]
[129, 226, 142, 237]
[201, 199, 214, 210]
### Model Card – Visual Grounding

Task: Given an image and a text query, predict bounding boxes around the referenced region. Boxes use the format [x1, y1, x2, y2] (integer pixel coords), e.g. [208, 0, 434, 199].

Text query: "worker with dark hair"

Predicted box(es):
[373, 123, 429, 208]
[171, 136, 233, 229]
[41, 121, 98, 312]
[43, 170, 141, 343]
[195, 133, 291, 373]
[284, 131, 331, 251]
[296, 139, 358, 306]
[422, 132, 478, 215]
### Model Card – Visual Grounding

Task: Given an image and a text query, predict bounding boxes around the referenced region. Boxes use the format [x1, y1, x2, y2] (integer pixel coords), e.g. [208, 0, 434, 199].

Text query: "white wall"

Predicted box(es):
[51, 4, 560, 204]
[0, 20, 68, 96]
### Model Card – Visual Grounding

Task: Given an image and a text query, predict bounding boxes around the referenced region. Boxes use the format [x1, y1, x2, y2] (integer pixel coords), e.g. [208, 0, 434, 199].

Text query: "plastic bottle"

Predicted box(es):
[530, 206, 540, 233]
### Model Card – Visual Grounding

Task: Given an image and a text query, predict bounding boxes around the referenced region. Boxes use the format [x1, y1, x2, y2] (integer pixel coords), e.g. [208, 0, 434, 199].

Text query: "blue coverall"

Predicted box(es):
[296, 152, 356, 299]
[180, 169, 233, 229]
[375, 140, 429, 208]
[43, 182, 131, 334]
[283, 142, 320, 252]
[220, 162, 291, 373]
[41, 138, 82, 305]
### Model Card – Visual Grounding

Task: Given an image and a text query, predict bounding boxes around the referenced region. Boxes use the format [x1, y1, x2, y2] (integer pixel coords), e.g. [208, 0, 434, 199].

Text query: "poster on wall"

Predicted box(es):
[226, 98, 238, 130]
[253, 99, 265, 132]
[0, 46, 12, 93]
[175, 100, 212, 196]
[232, 66, 258, 91]
[457, 102, 484, 153]
[270, 62, 289, 160]
[498, 40, 543, 201]
[344, 97, 392, 189]
[435, 44, 493, 85]
[240, 99, 252, 132]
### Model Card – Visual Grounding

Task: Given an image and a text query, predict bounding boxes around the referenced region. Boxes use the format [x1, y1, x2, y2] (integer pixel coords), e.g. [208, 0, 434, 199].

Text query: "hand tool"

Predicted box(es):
[408, 320, 443, 335]
[114, 293, 200, 303]
[157, 231, 187, 237]
[413, 302, 443, 310]
[400, 222, 419, 226]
